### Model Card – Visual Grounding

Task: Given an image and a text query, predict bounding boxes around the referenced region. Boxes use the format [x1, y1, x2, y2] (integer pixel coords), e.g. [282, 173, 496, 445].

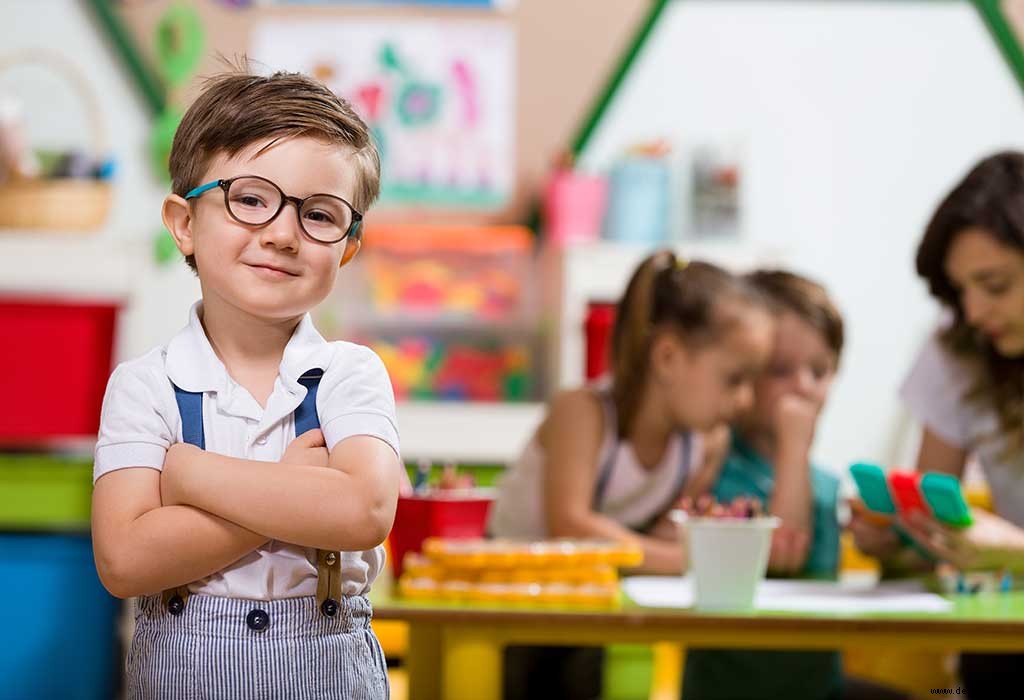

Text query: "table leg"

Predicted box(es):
[407, 623, 442, 700]
[442, 626, 503, 700]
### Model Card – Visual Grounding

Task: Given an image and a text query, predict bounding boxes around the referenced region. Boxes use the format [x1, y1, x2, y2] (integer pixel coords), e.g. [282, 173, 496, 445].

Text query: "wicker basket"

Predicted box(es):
[0, 49, 111, 231]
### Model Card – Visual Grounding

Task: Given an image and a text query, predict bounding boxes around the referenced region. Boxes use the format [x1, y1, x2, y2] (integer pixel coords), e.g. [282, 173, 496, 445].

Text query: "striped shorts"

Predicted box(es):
[126, 594, 389, 700]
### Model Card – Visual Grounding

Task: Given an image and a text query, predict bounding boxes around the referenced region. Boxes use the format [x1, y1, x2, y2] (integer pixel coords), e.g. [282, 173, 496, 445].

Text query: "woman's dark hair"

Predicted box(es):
[916, 151, 1024, 453]
[610, 250, 768, 438]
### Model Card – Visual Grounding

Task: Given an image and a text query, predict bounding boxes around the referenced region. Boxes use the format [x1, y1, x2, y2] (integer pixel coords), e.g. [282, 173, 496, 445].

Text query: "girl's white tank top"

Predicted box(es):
[488, 385, 702, 539]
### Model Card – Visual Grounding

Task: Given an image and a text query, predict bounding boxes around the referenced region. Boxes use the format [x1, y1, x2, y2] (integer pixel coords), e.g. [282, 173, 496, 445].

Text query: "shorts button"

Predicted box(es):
[246, 609, 269, 631]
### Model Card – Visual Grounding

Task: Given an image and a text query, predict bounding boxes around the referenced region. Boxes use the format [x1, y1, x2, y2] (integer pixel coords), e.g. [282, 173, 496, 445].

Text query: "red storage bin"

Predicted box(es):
[585, 302, 617, 380]
[388, 493, 493, 577]
[0, 296, 119, 444]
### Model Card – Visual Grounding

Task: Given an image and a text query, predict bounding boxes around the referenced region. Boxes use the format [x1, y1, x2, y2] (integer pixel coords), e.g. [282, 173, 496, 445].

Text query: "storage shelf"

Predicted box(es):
[342, 313, 541, 336]
[0, 231, 133, 297]
[396, 401, 544, 464]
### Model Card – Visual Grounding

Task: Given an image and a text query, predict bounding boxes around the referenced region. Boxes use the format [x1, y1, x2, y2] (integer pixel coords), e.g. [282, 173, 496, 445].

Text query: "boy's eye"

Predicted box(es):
[304, 209, 336, 225]
[726, 371, 749, 387]
[234, 194, 267, 208]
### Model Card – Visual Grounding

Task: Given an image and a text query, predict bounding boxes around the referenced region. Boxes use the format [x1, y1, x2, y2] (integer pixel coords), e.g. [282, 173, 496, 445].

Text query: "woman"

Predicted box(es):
[852, 151, 1024, 698]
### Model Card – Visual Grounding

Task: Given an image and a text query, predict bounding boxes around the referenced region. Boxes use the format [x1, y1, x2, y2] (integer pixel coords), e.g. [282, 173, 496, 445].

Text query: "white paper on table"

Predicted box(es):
[622, 576, 953, 614]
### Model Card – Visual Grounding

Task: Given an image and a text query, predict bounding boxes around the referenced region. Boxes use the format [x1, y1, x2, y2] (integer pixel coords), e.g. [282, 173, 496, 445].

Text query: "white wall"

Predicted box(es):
[0, 0, 200, 363]
[5, 1, 1024, 473]
[579, 1, 1024, 475]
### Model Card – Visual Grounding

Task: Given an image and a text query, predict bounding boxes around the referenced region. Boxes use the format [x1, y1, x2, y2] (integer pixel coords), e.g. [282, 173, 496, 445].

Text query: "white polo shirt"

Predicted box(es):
[93, 301, 401, 600]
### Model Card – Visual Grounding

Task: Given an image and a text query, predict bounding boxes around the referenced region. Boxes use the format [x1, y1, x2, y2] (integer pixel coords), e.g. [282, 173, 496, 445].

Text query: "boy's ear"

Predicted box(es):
[162, 194, 194, 257]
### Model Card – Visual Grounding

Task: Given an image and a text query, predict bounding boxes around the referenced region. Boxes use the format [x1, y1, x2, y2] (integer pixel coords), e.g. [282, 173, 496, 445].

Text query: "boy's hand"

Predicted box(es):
[768, 524, 810, 575]
[160, 442, 200, 507]
[282, 429, 330, 468]
[773, 393, 818, 468]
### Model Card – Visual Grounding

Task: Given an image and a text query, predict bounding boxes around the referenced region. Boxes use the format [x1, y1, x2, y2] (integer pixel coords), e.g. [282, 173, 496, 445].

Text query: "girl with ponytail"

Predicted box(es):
[489, 250, 775, 700]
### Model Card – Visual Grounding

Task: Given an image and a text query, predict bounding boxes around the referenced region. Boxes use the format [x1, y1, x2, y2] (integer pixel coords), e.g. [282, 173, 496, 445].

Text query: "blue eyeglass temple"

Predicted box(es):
[185, 180, 222, 199]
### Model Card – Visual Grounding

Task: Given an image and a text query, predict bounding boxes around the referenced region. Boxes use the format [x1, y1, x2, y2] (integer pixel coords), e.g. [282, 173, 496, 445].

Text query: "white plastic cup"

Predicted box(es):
[670, 512, 780, 611]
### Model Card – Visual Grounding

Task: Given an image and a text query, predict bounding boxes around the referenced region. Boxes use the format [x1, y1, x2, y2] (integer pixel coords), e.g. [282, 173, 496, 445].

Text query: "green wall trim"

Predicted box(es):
[973, 0, 1024, 96]
[569, 0, 672, 158]
[84, 0, 167, 116]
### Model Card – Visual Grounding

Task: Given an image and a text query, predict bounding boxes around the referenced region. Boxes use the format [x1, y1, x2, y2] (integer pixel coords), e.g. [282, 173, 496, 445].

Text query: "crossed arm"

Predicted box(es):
[92, 430, 402, 598]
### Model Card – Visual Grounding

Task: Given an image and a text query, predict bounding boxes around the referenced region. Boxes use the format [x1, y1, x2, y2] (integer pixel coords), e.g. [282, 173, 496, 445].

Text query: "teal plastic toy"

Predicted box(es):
[850, 462, 896, 515]
[921, 472, 974, 528]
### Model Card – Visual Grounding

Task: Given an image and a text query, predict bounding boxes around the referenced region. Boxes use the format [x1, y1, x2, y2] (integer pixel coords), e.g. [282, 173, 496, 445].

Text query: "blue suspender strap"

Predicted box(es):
[294, 368, 341, 615]
[173, 370, 324, 449]
[166, 382, 205, 610]
[294, 368, 324, 436]
[172, 384, 205, 450]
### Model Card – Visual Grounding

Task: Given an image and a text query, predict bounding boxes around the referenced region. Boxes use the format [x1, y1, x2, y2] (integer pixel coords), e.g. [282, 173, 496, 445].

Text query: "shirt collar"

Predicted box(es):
[165, 301, 332, 395]
[279, 311, 332, 389]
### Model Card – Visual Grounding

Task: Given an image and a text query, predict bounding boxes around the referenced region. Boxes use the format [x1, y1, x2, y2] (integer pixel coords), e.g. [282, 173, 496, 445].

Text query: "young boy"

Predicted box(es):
[682, 270, 908, 700]
[91, 69, 402, 699]
[683, 269, 845, 700]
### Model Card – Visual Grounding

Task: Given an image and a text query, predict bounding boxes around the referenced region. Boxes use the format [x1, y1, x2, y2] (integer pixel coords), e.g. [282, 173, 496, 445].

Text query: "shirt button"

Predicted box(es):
[325, 552, 337, 566]
[246, 609, 270, 631]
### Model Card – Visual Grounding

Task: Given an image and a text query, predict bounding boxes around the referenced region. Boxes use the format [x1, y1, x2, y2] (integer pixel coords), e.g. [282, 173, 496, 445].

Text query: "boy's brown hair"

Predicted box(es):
[169, 67, 381, 272]
[746, 269, 844, 362]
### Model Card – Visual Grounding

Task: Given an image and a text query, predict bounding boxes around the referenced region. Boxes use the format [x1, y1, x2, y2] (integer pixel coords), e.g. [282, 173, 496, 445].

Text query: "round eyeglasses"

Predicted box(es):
[185, 175, 363, 244]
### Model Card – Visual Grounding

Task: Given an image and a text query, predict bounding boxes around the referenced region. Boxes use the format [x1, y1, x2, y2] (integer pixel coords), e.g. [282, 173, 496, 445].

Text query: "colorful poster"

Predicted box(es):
[250, 19, 515, 208]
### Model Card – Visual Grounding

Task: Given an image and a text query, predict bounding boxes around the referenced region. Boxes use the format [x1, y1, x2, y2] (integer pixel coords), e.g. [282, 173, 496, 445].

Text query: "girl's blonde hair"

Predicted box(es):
[610, 250, 767, 437]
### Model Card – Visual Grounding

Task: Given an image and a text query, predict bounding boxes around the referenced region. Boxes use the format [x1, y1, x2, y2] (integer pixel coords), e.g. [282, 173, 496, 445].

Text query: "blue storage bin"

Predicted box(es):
[0, 533, 121, 700]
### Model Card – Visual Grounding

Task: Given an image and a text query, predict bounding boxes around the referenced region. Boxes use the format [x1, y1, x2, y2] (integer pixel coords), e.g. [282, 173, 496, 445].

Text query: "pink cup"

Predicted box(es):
[543, 169, 608, 246]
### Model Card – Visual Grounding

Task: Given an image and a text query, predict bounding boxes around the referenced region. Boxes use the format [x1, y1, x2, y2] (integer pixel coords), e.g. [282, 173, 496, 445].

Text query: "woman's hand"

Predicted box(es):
[848, 502, 902, 559]
[899, 509, 1024, 572]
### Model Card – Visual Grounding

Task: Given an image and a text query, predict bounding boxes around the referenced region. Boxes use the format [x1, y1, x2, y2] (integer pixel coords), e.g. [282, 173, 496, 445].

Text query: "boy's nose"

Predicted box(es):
[258, 203, 302, 251]
[793, 367, 815, 397]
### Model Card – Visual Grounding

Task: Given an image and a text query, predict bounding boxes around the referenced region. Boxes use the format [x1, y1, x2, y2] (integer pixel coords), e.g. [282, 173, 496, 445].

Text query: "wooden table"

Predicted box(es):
[371, 585, 1024, 700]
